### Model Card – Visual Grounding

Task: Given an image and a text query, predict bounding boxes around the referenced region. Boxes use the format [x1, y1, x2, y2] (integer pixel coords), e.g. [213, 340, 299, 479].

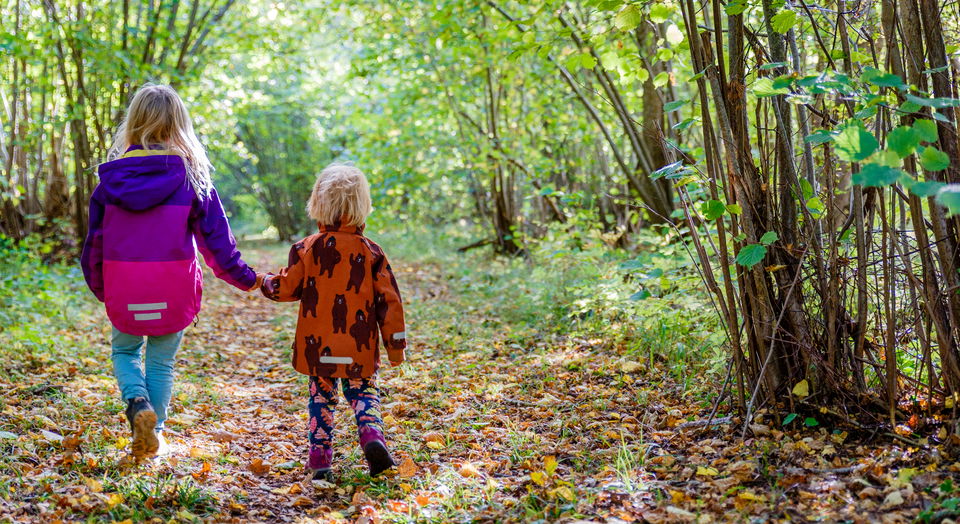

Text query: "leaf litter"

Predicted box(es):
[0, 245, 958, 522]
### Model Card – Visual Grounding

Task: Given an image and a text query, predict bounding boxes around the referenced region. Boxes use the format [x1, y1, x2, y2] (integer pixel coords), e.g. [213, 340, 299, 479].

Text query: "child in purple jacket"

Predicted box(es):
[81, 84, 260, 459]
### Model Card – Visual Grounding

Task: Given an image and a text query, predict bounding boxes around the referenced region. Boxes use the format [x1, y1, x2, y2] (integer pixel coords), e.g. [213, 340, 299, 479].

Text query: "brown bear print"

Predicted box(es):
[312, 235, 341, 278]
[365, 299, 377, 329]
[332, 294, 348, 333]
[289, 241, 304, 266]
[349, 309, 372, 352]
[304, 334, 323, 375]
[316, 346, 338, 375]
[374, 291, 387, 324]
[346, 253, 365, 293]
[301, 276, 319, 318]
[346, 362, 364, 379]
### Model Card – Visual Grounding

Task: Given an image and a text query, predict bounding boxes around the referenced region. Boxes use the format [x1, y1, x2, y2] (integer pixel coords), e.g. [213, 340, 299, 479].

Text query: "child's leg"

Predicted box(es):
[342, 376, 385, 443]
[143, 330, 184, 432]
[307, 376, 338, 474]
[342, 375, 394, 475]
[110, 328, 149, 401]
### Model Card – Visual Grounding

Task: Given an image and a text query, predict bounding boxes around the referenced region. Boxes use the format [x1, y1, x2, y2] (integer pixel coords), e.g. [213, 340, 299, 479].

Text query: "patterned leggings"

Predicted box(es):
[308, 375, 384, 452]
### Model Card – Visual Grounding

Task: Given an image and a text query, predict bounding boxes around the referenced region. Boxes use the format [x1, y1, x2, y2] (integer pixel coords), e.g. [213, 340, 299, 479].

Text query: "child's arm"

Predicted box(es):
[80, 187, 105, 302]
[259, 244, 306, 302]
[372, 251, 407, 365]
[190, 187, 258, 291]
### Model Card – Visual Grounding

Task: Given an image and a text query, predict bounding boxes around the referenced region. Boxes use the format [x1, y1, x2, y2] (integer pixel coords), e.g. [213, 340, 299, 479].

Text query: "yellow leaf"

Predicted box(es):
[426, 441, 444, 450]
[383, 414, 397, 426]
[696, 466, 719, 476]
[106, 493, 124, 509]
[530, 471, 546, 486]
[947, 394, 957, 409]
[399, 483, 413, 493]
[939, 427, 948, 440]
[114, 437, 129, 450]
[544, 455, 558, 476]
[669, 489, 685, 504]
[551, 485, 576, 501]
[792, 379, 809, 398]
[737, 491, 765, 502]
[459, 462, 481, 478]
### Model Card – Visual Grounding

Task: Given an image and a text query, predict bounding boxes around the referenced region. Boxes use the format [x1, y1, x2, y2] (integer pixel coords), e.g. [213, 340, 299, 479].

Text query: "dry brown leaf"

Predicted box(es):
[248, 458, 271, 476]
[397, 457, 418, 478]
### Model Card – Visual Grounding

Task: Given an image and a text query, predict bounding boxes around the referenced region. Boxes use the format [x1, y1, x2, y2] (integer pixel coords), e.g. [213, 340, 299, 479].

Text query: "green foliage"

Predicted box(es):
[834, 122, 879, 162]
[735, 244, 767, 269]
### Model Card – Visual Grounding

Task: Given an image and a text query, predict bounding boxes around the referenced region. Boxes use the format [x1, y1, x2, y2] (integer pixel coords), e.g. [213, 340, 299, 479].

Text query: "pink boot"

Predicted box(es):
[307, 447, 333, 481]
[359, 427, 395, 477]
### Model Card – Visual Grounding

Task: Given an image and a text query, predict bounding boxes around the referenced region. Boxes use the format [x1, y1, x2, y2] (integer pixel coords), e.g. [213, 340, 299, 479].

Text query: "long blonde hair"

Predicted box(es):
[306, 164, 372, 227]
[108, 83, 213, 197]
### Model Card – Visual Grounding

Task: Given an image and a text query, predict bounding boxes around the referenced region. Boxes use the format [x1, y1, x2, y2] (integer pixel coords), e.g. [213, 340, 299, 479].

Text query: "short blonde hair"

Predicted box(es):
[108, 84, 212, 197]
[306, 164, 372, 227]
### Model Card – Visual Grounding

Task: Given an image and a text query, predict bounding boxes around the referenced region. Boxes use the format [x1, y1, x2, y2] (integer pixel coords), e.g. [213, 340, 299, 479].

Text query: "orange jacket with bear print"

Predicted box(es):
[260, 222, 406, 378]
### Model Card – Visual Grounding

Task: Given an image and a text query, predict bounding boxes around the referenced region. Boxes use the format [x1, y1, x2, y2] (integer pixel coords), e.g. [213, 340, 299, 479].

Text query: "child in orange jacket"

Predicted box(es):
[259, 164, 406, 479]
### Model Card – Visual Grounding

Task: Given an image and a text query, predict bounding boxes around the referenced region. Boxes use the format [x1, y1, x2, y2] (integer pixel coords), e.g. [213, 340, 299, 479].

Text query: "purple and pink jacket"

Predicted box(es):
[80, 146, 256, 336]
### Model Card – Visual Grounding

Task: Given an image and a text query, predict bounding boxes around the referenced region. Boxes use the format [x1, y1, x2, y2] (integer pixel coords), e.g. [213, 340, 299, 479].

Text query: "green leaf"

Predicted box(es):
[936, 185, 960, 216]
[701, 199, 726, 220]
[614, 5, 642, 31]
[909, 180, 946, 198]
[629, 289, 652, 301]
[653, 71, 671, 88]
[649, 4, 672, 23]
[804, 130, 834, 145]
[770, 10, 797, 34]
[914, 119, 938, 143]
[759, 231, 778, 245]
[782, 413, 798, 426]
[726, 203, 742, 215]
[651, 161, 684, 180]
[753, 77, 790, 97]
[806, 196, 825, 218]
[664, 99, 687, 112]
[804, 417, 819, 427]
[665, 24, 685, 46]
[853, 163, 902, 187]
[580, 53, 597, 69]
[905, 92, 960, 109]
[760, 61, 789, 71]
[887, 125, 920, 158]
[920, 146, 950, 171]
[736, 244, 768, 268]
[862, 67, 906, 89]
[725, 0, 748, 15]
[834, 122, 879, 162]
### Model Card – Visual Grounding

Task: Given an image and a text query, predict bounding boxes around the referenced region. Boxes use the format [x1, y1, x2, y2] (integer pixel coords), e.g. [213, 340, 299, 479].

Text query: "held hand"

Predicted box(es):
[250, 272, 266, 292]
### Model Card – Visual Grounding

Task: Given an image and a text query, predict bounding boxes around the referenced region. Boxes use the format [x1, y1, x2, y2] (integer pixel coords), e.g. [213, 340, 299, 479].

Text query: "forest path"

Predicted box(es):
[158, 244, 661, 521]
[2, 244, 950, 522]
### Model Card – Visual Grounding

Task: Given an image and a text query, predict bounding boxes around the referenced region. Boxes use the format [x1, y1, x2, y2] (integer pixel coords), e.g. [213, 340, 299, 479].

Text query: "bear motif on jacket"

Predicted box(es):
[312, 235, 341, 278]
[349, 309, 372, 352]
[346, 253, 365, 293]
[331, 294, 348, 333]
[304, 335, 323, 375]
[346, 362, 364, 379]
[316, 346, 338, 376]
[301, 276, 319, 318]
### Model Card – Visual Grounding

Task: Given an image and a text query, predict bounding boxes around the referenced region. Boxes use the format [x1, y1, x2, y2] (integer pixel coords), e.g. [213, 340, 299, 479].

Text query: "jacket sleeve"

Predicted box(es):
[190, 187, 257, 291]
[372, 249, 407, 364]
[80, 186, 105, 302]
[260, 243, 305, 302]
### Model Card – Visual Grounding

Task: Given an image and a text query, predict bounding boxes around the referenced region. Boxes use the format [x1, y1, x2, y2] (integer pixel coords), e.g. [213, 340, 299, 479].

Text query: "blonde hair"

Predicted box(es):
[306, 164, 372, 227]
[108, 83, 213, 197]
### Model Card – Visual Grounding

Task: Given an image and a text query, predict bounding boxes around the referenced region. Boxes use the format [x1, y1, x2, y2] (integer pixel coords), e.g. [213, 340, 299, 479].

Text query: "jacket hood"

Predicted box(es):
[96, 148, 189, 211]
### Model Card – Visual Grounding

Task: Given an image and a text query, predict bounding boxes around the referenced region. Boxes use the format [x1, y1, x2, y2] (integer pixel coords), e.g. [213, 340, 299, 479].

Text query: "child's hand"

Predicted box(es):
[249, 272, 266, 292]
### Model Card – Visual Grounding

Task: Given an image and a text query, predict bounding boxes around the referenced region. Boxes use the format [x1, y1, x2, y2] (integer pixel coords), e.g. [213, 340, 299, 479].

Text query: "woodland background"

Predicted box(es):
[3, 0, 960, 521]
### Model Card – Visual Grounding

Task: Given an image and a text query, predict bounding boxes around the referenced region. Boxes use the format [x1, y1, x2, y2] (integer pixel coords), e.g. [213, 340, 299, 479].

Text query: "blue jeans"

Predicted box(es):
[111, 327, 183, 432]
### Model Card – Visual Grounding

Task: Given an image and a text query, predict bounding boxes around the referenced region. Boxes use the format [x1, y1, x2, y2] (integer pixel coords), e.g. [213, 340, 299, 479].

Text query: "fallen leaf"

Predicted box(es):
[397, 457, 418, 478]
[792, 379, 809, 398]
[696, 466, 719, 476]
[459, 462, 481, 478]
[248, 458, 271, 476]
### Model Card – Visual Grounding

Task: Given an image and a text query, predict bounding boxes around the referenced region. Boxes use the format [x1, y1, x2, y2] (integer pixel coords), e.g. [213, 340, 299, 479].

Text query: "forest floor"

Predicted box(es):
[1, 241, 959, 523]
